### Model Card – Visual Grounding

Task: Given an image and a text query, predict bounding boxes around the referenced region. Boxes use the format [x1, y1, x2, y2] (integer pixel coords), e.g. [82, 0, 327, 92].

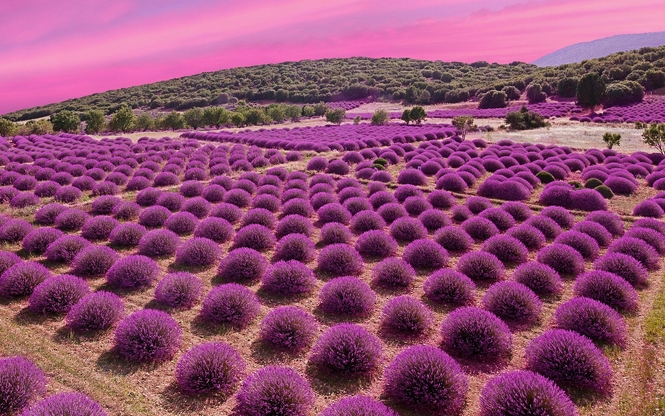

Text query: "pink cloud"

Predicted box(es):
[2, 0, 664, 114]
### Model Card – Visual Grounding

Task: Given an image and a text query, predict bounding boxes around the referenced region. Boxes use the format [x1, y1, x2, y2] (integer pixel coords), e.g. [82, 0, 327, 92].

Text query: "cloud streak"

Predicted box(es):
[2, 0, 664, 114]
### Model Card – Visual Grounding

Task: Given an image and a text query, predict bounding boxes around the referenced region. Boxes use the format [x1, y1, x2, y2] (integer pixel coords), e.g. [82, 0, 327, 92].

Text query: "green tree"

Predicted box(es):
[313, 103, 330, 116]
[22, 120, 53, 135]
[285, 105, 302, 122]
[325, 109, 346, 124]
[50, 110, 81, 133]
[267, 105, 286, 123]
[452, 116, 476, 139]
[203, 107, 225, 128]
[643, 123, 665, 154]
[135, 113, 155, 131]
[602, 132, 621, 149]
[502, 86, 521, 101]
[576, 73, 606, 110]
[401, 109, 411, 124]
[242, 108, 271, 125]
[353, 116, 361, 124]
[526, 84, 546, 104]
[478, 90, 507, 109]
[183, 107, 204, 129]
[108, 105, 135, 133]
[0, 118, 17, 137]
[275, 89, 289, 102]
[371, 109, 389, 126]
[85, 110, 105, 134]
[230, 112, 246, 127]
[557, 77, 578, 97]
[409, 106, 427, 125]
[302, 106, 315, 117]
[505, 107, 549, 130]
[162, 111, 185, 130]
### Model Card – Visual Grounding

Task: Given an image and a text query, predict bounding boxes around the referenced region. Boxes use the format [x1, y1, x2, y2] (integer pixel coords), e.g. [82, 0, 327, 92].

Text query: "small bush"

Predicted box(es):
[380, 295, 432, 337]
[138, 205, 172, 228]
[482, 281, 542, 324]
[154, 272, 203, 309]
[0, 356, 46, 414]
[482, 235, 528, 265]
[555, 297, 627, 347]
[525, 216, 562, 240]
[232, 224, 276, 252]
[593, 252, 648, 287]
[45, 235, 90, 263]
[572, 220, 613, 247]
[34, 204, 67, 225]
[156, 192, 185, 212]
[586, 211, 624, 237]
[350, 211, 386, 234]
[28, 274, 89, 314]
[317, 244, 364, 276]
[457, 251, 504, 281]
[164, 212, 199, 235]
[22, 228, 63, 255]
[0, 251, 21, 276]
[114, 309, 182, 362]
[378, 203, 408, 224]
[53, 186, 82, 203]
[537, 244, 585, 278]
[106, 255, 160, 289]
[0, 219, 34, 243]
[607, 236, 660, 271]
[626, 226, 665, 254]
[355, 230, 397, 258]
[540, 206, 575, 229]
[259, 306, 318, 351]
[20, 392, 107, 416]
[423, 268, 476, 306]
[109, 223, 146, 247]
[512, 262, 562, 297]
[217, 248, 268, 283]
[309, 323, 383, 376]
[261, 260, 316, 297]
[234, 366, 314, 416]
[383, 345, 467, 415]
[275, 215, 313, 239]
[372, 257, 415, 289]
[320, 396, 397, 416]
[525, 329, 613, 396]
[418, 209, 450, 232]
[317, 203, 352, 225]
[112, 202, 142, 221]
[462, 217, 500, 241]
[554, 230, 600, 260]
[479, 370, 577, 416]
[137, 229, 181, 257]
[500, 201, 532, 222]
[319, 223, 352, 245]
[71, 245, 119, 277]
[274, 234, 315, 263]
[175, 342, 245, 395]
[574, 270, 639, 313]
[319, 276, 375, 318]
[433, 226, 473, 253]
[201, 284, 260, 328]
[440, 306, 512, 361]
[54, 209, 89, 232]
[175, 237, 221, 267]
[402, 239, 449, 270]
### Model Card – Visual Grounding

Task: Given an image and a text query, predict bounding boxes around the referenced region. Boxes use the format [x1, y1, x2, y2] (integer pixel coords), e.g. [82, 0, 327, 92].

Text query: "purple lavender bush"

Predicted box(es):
[380, 295, 433, 337]
[175, 342, 245, 395]
[259, 306, 318, 351]
[371, 257, 416, 290]
[318, 276, 375, 318]
[28, 274, 89, 314]
[512, 262, 562, 297]
[20, 392, 107, 416]
[105, 255, 160, 289]
[66, 291, 124, 332]
[573, 270, 639, 313]
[309, 323, 382, 376]
[456, 251, 504, 281]
[402, 239, 449, 270]
[536, 244, 585, 278]
[593, 252, 649, 287]
[114, 309, 182, 362]
[440, 306, 512, 361]
[482, 281, 542, 325]
[0, 262, 51, 298]
[317, 244, 364, 276]
[0, 356, 46, 414]
[260, 260, 317, 297]
[555, 297, 627, 347]
[320, 396, 397, 416]
[234, 366, 314, 416]
[200, 284, 260, 328]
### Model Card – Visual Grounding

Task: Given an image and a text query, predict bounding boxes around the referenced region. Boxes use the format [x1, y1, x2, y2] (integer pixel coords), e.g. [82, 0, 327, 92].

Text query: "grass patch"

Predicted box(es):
[645, 272, 665, 344]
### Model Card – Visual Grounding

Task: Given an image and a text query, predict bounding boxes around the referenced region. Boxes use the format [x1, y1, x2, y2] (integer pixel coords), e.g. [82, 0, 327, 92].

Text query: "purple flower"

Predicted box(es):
[309, 323, 383, 376]
[175, 342, 245, 395]
[114, 309, 182, 362]
[234, 366, 314, 416]
[66, 291, 124, 332]
[259, 306, 318, 351]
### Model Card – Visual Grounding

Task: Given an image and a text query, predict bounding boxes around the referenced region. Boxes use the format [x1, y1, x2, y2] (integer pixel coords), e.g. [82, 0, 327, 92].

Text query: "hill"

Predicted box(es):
[533, 31, 665, 67]
[4, 45, 665, 122]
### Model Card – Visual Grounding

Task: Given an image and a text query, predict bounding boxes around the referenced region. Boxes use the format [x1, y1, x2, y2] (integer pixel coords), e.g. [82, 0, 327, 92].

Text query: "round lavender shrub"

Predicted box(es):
[317, 203, 352, 225]
[34, 204, 67, 225]
[428, 189, 457, 209]
[554, 230, 600, 260]
[593, 252, 649, 287]
[33, 181, 60, 198]
[389, 217, 427, 242]
[482, 281, 542, 324]
[479, 371, 577, 416]
[418, 209, 450, 232]
[114, 309, 182, 362]
[54, 209, 89, 232]
[28, 274, 89, 314]
[80, 216, 119, 242]
[194, 217, 233, 243]
[0, 356, 46, 414]
[232, 224, 276, 252]
[309, 323, 382, 376]
[282, 198, 314, 218]
[21, 392, 107, 416]
[555, 297, 627, 347]
[274, 234, 315, 263]
[512, 262, 562, 297]
[320, 396, 397, 416]
[22, 228, 63, 255]
[378, 203, 408, 224]
[462, 217, 500, 241]
[537, 244, 585, 278]
[500, 201, 532, 222]
[402, 239, 449, 270]
[633, 200, 664, 218]
[572, 220, 613, 247]
[372, 257, 415, 290]
[105, 255, 160, 289]
[434, 226, 473, 253]
[626, 226, 665, 254]
[525, 329, 613, 396]
[355, 230, 397, 258]
[319, 276, 375, 318]
[156, 192, 185, 212]
[541, 206, 575, 229]
[573, 270, 638, 313]
[136, 187, 162, 206]
[163, 212, 198, 235]
[112, 202, 141, 221]
[350, 211, 386, 234]
[53, 186, 82, 203]
[223, 189, 252, 208]
[45, 235, 90, 264]
[275, 215, 313, 239]
[217, 248, 268, 283]
[586, 211, 624, 237]
[175, 342, 245, 395]
[479, 208, 515, 231]
[71, 245, 119, 277]
[398, 168, 427, 186]
[137, 229, 181, 257]
[525, 216, 562, 240]
[607, 236, 660, 271]
[383, 345, 468, 415]
[0, 219, 34, 243]
[259, 306, 318, 351]
[0, 262, 51, 297]
[317, 244, 364, 276]
[201, 284, 260, 328]
[440, 306, 512, 361]
[175, 237, 221, 268]
[182, 197, 211, 219]
[633, 217, 665, 236]
[261, 260, 316, 297]
[154, 272, 203, 309]
[424, 268, 476, 306]
[234, 366, 314, 416]
[457, 251, 504, 281]
[380, 295, 432, 337]
[108, 223, 146, 247]
[319, 222, 352, 245]
[138, 206, 171, 228]
[0, 251, 21, 276]
[90, 195, 122, 215]
[482, 235, 528, 265]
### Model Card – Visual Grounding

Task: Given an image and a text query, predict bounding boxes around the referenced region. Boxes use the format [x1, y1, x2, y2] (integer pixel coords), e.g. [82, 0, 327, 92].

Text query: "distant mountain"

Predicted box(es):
[533, 31, 665, 67]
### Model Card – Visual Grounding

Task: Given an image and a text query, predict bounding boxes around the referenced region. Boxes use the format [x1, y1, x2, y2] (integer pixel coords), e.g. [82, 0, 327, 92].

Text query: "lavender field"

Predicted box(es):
[0, 124, 663, 416]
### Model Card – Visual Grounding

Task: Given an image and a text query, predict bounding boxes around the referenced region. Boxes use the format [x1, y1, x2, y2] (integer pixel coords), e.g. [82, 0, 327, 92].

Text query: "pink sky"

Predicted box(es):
[2, 0, 664, 114]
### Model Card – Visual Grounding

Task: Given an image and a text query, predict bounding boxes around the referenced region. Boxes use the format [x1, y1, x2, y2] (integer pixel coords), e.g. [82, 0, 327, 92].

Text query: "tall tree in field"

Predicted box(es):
[85, 110, 105, 134]
[184, 108, 204, 129]
[135, 113, 155, 131]
[162, 111, 186, 131]
[108, 105, 136, 133]
[50, 110, 81, 133]
[409, 106, 427, 125]
[643, 123, 665, 154]
[401, 109, 411, 125]
[325, 109, 346, 125]
[576, 73, 606, 111]
[0, 118, 17, 137]
[452, 116, 476, 139]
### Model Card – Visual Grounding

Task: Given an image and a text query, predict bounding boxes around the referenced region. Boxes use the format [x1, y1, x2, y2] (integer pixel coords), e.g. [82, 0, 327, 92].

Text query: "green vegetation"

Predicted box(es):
[526, 83, 547, 104]
[325, 108, 346, 125]
[478, 90, 507, 109]
[603, 81, 644, 107]
[584, 178, 604, 189]
[0, 118, 17, 136]
[536, 171, 555, 184]
[370, 109, 389, 126]
[602, 132, 621, 149]
[642, 123, 665, 154]
[595, 185, 614, 199]
[400, 106, 427, 125]
[108, 105, 135, 133]
[645, 273, 665, 344]
[451, 116, 476, 139]
[50, 110, 80, 133]
[576, 72, 606, 110]
[85, 110, 105, 134]
[505, 106, 549, 130]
